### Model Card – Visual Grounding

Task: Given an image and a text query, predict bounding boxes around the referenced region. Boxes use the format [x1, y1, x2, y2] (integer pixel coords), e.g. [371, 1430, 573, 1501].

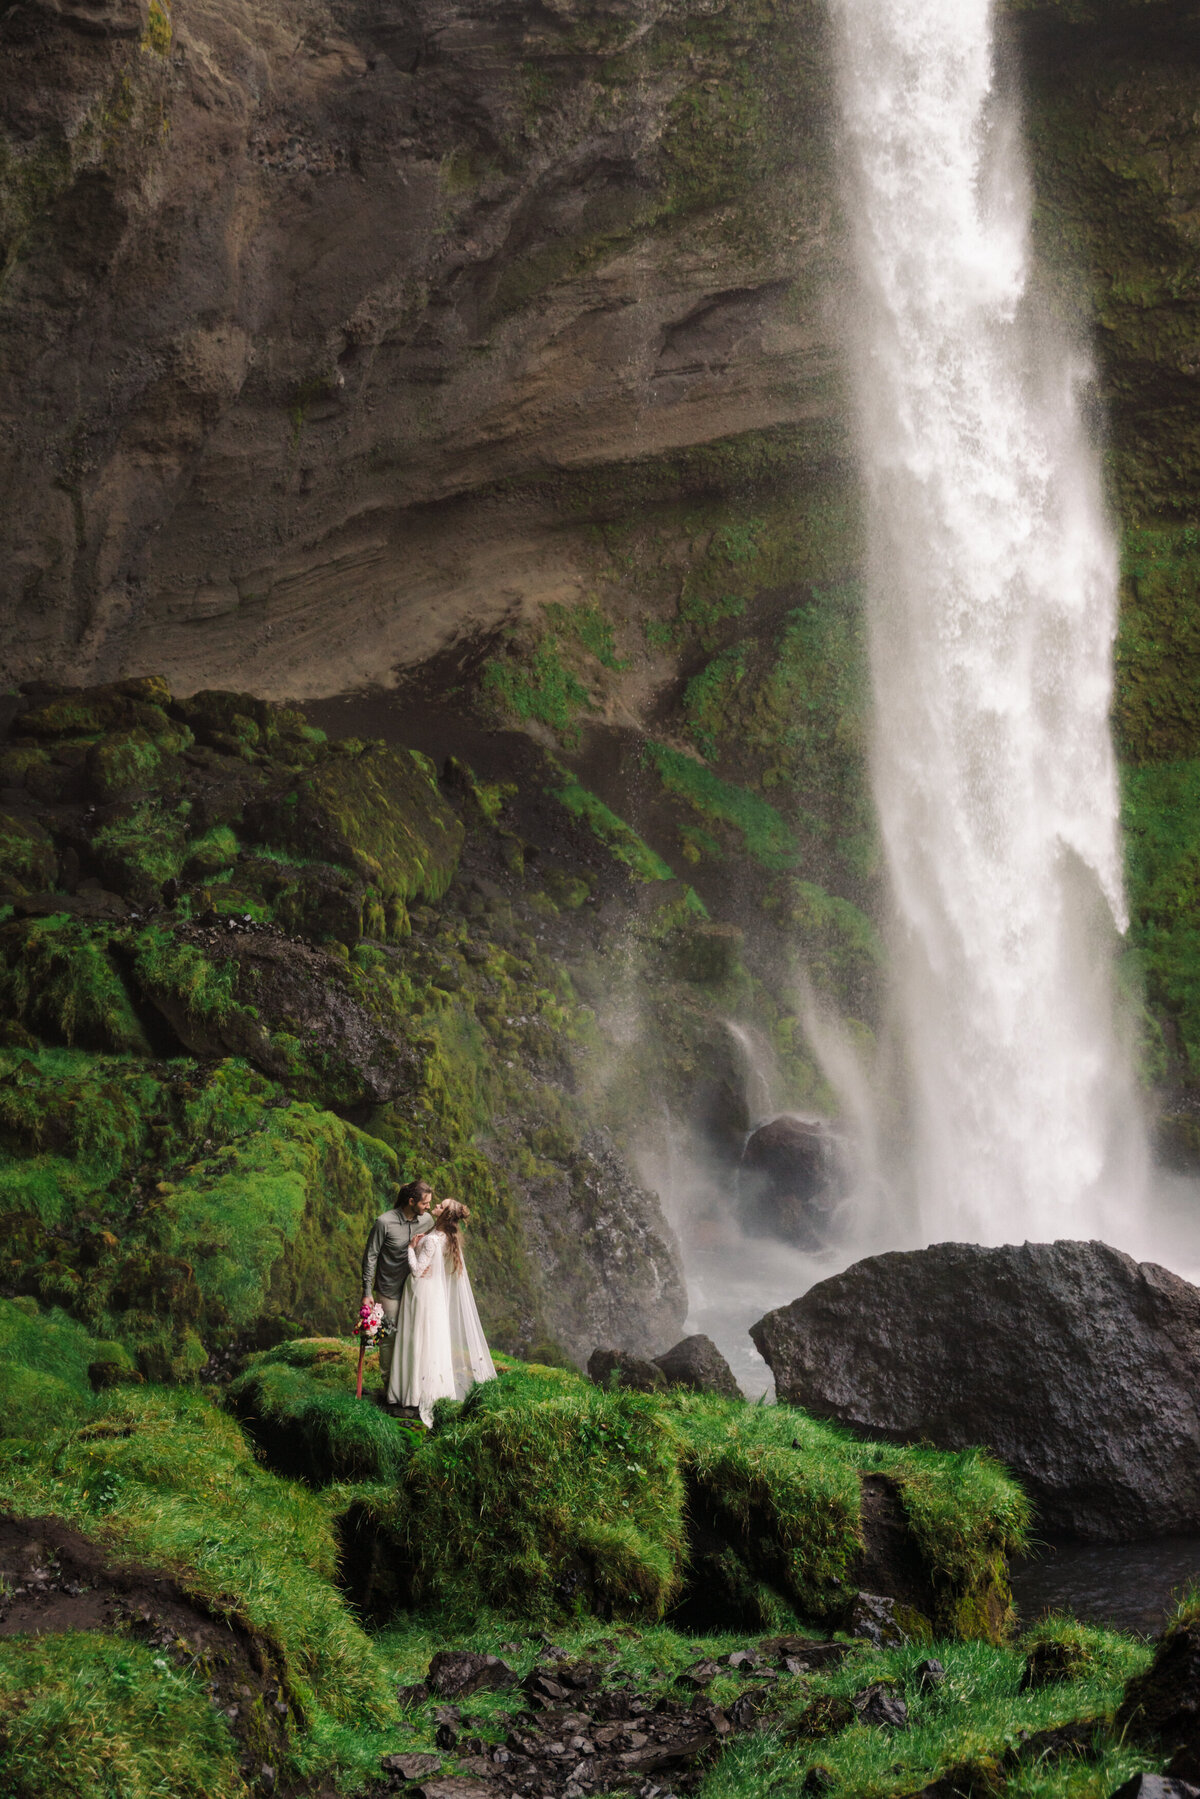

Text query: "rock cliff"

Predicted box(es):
[6, 0, 1200, 1132]
[0, 0, 844, 696]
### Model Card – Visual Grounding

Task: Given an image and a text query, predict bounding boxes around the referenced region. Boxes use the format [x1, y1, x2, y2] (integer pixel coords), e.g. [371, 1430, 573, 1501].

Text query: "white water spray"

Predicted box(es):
[828, 0, 1147, 1241]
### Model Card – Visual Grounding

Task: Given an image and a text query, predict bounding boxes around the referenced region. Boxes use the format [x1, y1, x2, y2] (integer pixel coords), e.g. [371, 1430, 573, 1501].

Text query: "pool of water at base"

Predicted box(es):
[1010, 1536, 1200, 1636]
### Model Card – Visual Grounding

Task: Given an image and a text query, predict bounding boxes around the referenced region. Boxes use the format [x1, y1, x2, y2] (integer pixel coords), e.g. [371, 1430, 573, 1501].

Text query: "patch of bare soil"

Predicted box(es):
[0, 1513, 297, 1796]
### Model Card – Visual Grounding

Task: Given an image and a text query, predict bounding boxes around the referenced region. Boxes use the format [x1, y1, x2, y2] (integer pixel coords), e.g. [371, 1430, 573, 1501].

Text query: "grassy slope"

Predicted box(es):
[0, 1310, 1168, 1799]
[232, 1341, 1026, 1635]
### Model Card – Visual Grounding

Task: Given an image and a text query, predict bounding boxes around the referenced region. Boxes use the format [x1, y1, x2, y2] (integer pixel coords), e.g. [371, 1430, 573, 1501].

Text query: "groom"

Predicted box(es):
[361, 1178, 435, 1396]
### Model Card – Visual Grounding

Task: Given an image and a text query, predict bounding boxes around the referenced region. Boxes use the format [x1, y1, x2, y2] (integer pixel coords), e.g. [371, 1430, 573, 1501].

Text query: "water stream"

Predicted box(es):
[828, 0, 1148, 1244]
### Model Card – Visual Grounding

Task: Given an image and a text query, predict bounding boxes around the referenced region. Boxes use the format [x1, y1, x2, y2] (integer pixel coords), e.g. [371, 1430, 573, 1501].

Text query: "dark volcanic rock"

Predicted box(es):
[1110, 1779, 1200, 1799]
[751, 1240, 1200, 1539]
[427, 1651, 518, 1700]
[1118, 1616, 1200, 1783]
[141, 922, 418, 1106]
[851, 1683, 908, 1730]
[847, 1592, 910, 1649]
[792, 1694, 855, 1740]
[587, 1348, 666, 1393]
[738, 1115, 842, 1249]
[381, 1754, 442, 1779]
[652, 1334, 740, 1399]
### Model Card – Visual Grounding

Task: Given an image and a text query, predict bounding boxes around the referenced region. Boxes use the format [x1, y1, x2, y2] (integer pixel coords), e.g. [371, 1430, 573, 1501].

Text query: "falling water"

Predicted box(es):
[828, 0, 1147, 1240]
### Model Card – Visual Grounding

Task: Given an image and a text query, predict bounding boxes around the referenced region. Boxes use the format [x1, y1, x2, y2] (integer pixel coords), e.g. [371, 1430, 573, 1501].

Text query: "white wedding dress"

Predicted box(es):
[388, 1229, 497, 1424]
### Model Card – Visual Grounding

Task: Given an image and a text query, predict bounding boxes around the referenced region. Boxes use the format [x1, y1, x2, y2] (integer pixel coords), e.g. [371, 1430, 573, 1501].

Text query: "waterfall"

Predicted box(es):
[828, 0, 1147, 1241]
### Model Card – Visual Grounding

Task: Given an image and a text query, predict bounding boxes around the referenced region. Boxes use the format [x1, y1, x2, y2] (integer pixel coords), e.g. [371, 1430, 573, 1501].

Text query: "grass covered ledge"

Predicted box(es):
[0, 1383, 392, 1736]
[232, 1343, 1029, 1640]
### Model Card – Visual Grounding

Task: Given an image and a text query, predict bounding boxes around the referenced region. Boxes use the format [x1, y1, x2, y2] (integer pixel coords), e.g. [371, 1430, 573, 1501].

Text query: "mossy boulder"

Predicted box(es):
[0, 1047, 398, 1379]
[0, 1296, 134, 1437]
[131, 920, 419, 1107]
[0, 811, 57, 897]
[229, 1338, 416, 1485]
[246, 744, 464, 920]
[0, 1378, 392, 1738]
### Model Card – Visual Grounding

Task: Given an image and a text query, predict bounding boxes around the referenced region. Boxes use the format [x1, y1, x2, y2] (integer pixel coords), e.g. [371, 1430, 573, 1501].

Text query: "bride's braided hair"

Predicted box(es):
[437, 1198, 470, 1274]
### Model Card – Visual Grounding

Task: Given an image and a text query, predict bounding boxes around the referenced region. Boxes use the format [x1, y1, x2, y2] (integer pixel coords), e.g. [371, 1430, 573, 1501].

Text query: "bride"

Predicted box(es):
[387, 1198, 496, 1424]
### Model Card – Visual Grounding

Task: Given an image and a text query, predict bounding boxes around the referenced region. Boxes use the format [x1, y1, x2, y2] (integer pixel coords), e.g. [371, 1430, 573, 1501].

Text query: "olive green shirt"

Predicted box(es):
[361, 1209, 434, 1301]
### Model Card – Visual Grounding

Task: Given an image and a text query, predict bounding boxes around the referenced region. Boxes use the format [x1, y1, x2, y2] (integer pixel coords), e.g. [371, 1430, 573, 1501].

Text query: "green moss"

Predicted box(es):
[141, 0, 172, 54]
[91, 798, 191, 894]
[16, 682, 174, 742]
[672, 1394, 860, 1625]
[0, 1633, 243, 1799]
[238, 1349, 1027, 1643]
[230, 1339, 418, 1484]
[0, 1297, 135, 1437]
[158, 1099, 397, 1343]
[0, 1045, 163, 1224]
[1116, 524, 1200, 765]
[0, 915, 151, 1052]
[182, 824, 239, 877]
[85, 728, 174, 801]
[0, 811, 56, 895]
[543, 599, 629, 670]
[361, 1362, 686, 1621]
[669, 1396, 1026, 1643]
[0, 1045, 396, 1377]
[129, 922, 240, 1026]
[548, 776, 675, 881]
[652, 0, 834, 227]
[644, 743, 799, 871]
[0, 1385, 392, 1736]
[481, 638, 592, 742]
[1122, 757, 1200, 1079]
[683, 648, 748, 758]
[260, 746, 463, 909]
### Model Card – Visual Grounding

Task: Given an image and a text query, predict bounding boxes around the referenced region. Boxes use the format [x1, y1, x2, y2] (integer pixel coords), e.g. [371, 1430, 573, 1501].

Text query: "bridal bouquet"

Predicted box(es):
[353, 1299, 392, 1399]
[354, 1299, 388, 1345]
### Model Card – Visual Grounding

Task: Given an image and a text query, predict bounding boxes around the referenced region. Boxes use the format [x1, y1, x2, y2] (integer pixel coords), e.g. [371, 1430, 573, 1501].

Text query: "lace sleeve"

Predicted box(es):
[409, 1231, 438, 1276]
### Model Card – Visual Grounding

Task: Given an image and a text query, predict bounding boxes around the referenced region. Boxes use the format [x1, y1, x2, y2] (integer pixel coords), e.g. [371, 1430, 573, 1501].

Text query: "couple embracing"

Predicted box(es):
[361, 1178, 496, 1425]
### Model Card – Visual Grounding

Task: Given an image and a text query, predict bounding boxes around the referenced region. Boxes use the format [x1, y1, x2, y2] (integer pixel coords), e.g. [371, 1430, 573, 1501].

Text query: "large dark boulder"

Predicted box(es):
[652, 1334, 740, 1399]
[750, 1240, 1200, 1540]
[738, 1115, 842, 1249]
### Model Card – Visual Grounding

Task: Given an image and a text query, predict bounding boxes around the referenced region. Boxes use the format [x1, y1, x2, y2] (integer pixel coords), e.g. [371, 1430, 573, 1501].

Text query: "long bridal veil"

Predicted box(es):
[447, 1256, 496, 1398]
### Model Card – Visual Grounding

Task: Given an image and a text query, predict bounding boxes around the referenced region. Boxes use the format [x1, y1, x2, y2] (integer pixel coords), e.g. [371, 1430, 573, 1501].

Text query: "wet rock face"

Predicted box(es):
[751, 1239, 1200, 1540]
[0, 677, 691, 1372]
[738, 1115, 841, 1250]
[0, 0, 843, 697]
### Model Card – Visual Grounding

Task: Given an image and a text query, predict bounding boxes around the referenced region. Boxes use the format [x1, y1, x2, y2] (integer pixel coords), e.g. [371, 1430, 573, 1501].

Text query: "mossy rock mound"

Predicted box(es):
[0, 1379, 391, 1731]
[666, 1394, 1024, 1642]
[245, 743, 463, 922]
[240, 1348, 1028, 1640]
[341, 1359, 686, 1625]
[0, 1050, 397, 1380]
[0, 811, 58, 897]
[229, 1338, 417, 1485]
[0, 1297, 137, 1438]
